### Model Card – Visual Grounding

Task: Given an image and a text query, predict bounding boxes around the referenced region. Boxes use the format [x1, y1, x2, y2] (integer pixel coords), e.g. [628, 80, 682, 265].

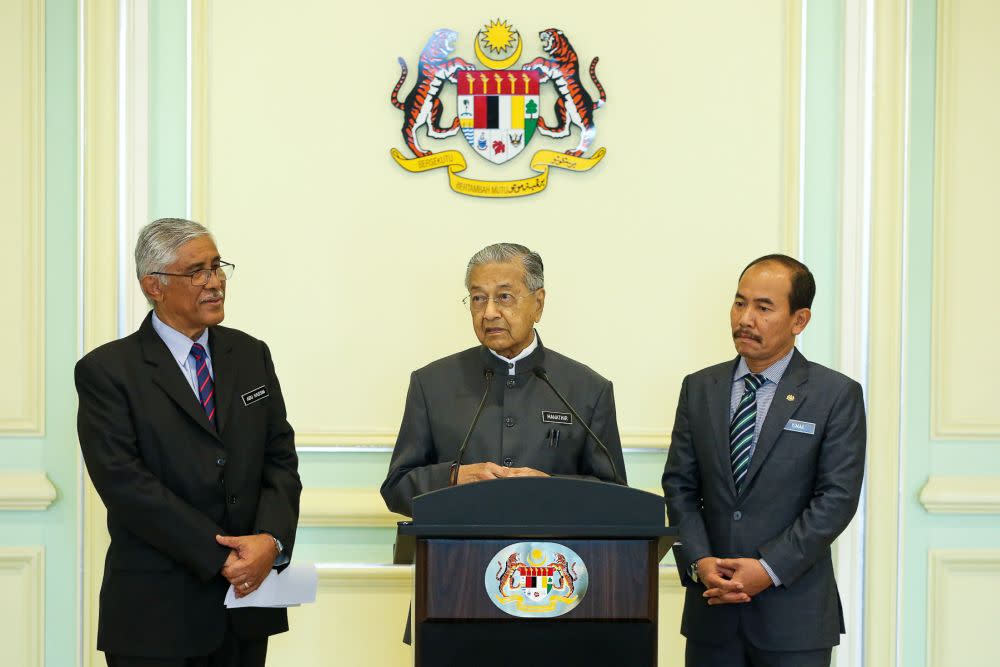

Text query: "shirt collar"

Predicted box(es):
[734, 346, 795, 386]
[151, 311, 211, 366]
[488, 329, 539, 374]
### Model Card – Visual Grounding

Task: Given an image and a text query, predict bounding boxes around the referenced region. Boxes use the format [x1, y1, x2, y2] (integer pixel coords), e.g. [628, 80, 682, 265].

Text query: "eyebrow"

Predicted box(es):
[734, 292, 776, 305]
[182, 256, 221, 272]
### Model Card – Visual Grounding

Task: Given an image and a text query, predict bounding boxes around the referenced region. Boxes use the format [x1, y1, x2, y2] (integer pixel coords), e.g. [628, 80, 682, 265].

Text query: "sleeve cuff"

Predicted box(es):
[760, 558, 782, 587]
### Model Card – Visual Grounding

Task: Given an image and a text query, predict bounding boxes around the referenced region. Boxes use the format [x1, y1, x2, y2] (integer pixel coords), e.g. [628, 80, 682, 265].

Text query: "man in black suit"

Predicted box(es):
[76, 218, 301, 666]
[662, 254, 866, 666]
[381, 242, 626, 518]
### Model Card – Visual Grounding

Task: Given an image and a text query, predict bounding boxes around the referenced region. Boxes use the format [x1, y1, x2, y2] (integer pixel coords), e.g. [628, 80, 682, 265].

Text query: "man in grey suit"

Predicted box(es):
[381, 242, 626, 518]
[662, 254, 866, 666]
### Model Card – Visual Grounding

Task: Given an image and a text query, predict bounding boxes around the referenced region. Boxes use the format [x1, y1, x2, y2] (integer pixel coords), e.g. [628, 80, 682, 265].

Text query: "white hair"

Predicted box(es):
[465, 243, 544, 291]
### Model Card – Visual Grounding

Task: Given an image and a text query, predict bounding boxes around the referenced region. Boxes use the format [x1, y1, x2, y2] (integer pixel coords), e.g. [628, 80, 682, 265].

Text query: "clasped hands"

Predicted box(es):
[697, 556, 774, 606]
[216, 534, 278, 598]
[457, 462, 549, 484]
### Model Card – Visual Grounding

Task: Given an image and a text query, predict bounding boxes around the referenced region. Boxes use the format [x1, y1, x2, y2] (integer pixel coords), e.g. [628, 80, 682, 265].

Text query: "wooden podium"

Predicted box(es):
[394, 477, 677, 666]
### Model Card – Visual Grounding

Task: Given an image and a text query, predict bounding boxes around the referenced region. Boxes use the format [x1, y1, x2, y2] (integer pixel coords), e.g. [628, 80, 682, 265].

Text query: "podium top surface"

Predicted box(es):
[404, 477, 668, 530]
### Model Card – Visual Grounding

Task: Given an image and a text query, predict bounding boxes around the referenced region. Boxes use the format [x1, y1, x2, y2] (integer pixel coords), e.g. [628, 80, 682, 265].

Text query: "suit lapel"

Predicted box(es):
[209, 327, 237, 436]
[742, 348, 809, 492]
[140, 313, 221, 440]
[707, 358, 740, 498]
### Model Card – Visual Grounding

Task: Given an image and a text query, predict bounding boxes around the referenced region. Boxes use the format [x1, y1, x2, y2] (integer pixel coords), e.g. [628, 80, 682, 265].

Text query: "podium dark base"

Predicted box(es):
[418, 620, 655, 667]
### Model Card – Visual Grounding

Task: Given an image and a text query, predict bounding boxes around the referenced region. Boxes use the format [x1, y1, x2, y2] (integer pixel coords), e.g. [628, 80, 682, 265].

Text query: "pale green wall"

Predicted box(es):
[900, 1, 1000, 664]
[0, 1, 79, 665]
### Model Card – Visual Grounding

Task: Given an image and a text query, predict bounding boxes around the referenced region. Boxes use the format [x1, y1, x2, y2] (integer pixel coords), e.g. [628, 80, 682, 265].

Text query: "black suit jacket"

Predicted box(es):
[76, 312, 301, 658]
[662, 349, 866, 651]
[381, 338, 627, 517]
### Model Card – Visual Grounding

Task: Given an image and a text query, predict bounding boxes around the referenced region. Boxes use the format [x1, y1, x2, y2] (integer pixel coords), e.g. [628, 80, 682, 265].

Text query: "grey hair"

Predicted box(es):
[135, 217, 212, 283]
[465, 243, 544, 291]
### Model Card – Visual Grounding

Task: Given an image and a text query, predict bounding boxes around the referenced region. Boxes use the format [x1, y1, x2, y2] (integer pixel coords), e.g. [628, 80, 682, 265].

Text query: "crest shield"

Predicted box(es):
[458, 70, 540, 164]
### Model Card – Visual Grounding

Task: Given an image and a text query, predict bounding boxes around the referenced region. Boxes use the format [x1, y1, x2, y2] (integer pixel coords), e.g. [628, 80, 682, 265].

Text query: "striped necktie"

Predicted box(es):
[189, 343, 217, 429]
[730, 373, 765, 493]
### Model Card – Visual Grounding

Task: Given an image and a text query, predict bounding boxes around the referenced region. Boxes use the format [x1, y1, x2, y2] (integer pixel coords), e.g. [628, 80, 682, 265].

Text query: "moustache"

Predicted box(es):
[733, 328, 762, 343]
[200, 289, 225, 303]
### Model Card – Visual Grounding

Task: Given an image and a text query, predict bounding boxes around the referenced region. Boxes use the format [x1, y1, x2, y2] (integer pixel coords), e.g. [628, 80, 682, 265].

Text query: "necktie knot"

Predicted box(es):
[744, 373, 765, 393]
[190, 343, 207, 361]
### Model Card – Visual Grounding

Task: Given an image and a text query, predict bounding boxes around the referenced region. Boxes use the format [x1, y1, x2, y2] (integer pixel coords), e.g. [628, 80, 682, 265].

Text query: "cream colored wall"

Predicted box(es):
[930, 0, 1000, 439]
[0, 0, 44, 435]
[192, 0, 801, 450]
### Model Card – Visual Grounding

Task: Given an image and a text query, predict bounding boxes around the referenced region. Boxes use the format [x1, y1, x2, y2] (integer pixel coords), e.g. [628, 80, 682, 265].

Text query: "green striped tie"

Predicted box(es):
[730, 373, 765, 493]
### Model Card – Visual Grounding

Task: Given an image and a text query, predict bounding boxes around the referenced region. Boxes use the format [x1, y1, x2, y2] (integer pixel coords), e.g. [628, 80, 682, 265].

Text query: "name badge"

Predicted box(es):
[541, 410, 572, 425]
[241, 385, 269, 406]
[784, 419, 816, 435]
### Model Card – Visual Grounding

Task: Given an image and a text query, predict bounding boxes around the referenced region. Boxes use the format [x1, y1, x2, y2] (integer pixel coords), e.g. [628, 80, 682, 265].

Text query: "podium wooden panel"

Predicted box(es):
[394, 477, 677, 667]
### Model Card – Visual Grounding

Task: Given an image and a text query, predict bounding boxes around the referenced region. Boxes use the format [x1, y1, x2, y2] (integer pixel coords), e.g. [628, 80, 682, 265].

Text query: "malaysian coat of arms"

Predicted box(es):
[485, 542, 589, 617]
[389, 20, 607, 197]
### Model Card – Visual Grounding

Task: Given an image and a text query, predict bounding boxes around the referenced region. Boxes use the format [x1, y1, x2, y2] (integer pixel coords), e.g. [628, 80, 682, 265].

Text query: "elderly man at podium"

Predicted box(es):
[381, 242, 627, 518]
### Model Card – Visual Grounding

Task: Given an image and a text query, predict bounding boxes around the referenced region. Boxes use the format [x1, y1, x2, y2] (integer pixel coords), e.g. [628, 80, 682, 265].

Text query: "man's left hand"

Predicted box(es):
[703, 558, 773, 603]
[506, 467, 549, 478]
[216, 534, 278, 598]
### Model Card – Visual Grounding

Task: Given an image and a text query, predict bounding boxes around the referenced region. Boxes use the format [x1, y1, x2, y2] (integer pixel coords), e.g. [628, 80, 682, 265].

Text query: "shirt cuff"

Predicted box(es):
[759, 558, 782, 587]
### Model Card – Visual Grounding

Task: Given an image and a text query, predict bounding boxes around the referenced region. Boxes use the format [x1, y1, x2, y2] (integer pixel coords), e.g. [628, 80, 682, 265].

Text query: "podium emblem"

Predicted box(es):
[486, 542, 588, 617]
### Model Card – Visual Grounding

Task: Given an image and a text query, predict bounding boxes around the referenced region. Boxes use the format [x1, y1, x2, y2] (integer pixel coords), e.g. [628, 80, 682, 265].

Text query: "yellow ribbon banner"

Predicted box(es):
[494, 593, 579, 613]
[390, 147, 607, 198]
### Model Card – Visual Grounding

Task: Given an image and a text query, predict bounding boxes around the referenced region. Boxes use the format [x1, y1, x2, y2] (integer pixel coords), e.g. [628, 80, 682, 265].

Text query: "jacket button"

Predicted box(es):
[506, 379, 516, 388]
[733, 511, 742, 521]
[503, 457, 514, 466]
[216, 457, 226, 467]
[504, 416, 516, 427]
[229, 495, 238, 505]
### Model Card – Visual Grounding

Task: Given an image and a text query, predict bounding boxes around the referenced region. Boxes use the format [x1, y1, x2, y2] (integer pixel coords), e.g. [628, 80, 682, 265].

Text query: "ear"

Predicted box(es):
[791, 307, 811, 335]
[140, 275, 166, 304]
[533, 288, 546, 323]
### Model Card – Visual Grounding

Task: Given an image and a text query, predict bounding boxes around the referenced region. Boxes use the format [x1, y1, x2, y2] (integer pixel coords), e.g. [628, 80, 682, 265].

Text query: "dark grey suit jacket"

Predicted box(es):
[76, 312, 301, 658]
[381, 337, 627, 517]
[662, 348, 865, 651]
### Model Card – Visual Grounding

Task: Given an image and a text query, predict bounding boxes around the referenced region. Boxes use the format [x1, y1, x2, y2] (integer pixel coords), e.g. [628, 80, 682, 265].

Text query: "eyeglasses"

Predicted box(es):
[463, 289, 538, 312]
[150, 262, 235, 286]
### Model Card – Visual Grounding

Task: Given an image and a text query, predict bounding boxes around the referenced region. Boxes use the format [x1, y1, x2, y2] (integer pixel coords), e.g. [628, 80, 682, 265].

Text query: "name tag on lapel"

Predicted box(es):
[541, 410, 572, 425]
[241, 385, 269, 406]
[784, 419, 816, 435]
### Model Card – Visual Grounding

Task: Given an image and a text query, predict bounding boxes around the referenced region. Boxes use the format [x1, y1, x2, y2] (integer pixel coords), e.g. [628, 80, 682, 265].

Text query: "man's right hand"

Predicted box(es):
[457, 462, 511, 484]
[697, 556, 750, 605]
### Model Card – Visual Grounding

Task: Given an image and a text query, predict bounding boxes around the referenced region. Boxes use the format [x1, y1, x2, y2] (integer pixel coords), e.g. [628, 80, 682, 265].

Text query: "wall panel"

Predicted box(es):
[931, 0, 1000, 438]
[0, 547, 44, 667]
[0, 0, 44, 435]
[928, 550, 1000, 667]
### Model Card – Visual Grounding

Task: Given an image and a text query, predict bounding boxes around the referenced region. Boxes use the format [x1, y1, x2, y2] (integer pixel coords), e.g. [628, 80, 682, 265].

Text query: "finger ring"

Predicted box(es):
[243, 582, 250, 589]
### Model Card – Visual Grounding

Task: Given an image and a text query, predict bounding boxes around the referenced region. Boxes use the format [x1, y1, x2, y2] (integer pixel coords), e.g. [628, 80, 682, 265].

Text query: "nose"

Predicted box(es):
[205, 268, 224, 289]
[483, 298, 502, 319]
[737, 305, 754, 328]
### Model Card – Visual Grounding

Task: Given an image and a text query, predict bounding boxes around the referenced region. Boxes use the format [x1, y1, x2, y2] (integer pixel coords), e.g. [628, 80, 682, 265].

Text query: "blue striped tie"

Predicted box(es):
[189, 343, 216, 430]
[730, 373, 765, 493]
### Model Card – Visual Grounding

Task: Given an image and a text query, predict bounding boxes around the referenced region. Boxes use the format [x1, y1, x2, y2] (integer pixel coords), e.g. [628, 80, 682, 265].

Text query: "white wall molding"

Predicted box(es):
[864, 0, 910, 665]
[300, 489, 402, 527]
[0, 472, 57, 510]
[928, 550, 1000, 667]
[919, 476, 1000, 514]
[0, 547, 45, 667]
[0, 0, 45, 435]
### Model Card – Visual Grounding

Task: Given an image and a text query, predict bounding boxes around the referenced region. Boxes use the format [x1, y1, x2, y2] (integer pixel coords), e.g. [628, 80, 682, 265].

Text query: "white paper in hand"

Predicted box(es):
[224, 562, 318, 608]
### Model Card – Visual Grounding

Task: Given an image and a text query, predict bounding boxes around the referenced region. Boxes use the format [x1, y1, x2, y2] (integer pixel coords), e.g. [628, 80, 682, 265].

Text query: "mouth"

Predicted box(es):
[484, 327, 508, 336]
